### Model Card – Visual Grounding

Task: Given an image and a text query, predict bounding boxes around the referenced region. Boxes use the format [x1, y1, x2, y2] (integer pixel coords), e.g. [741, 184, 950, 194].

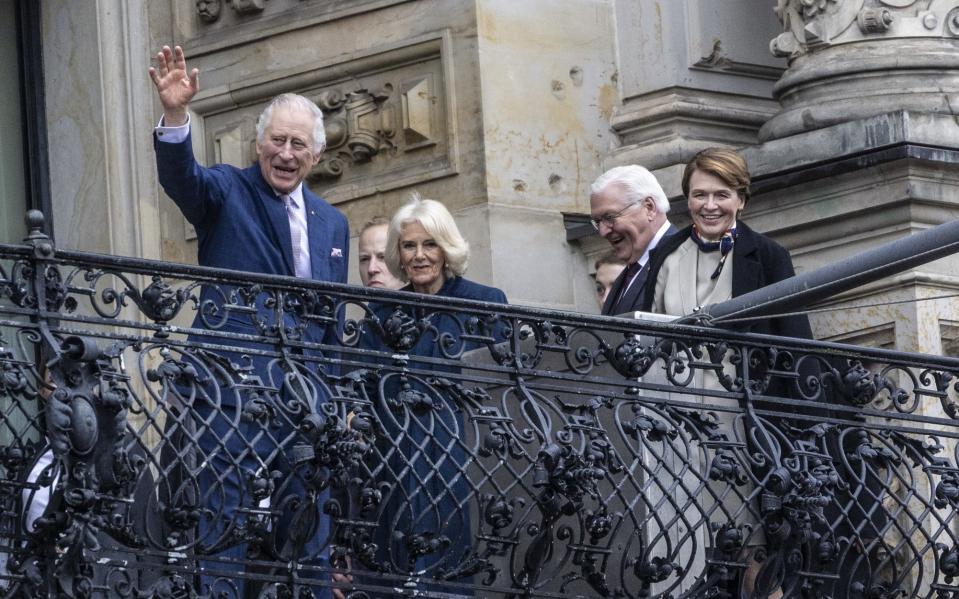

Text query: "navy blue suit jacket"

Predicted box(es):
[601, 224, 678, 316]
[154, 133, 349, 343]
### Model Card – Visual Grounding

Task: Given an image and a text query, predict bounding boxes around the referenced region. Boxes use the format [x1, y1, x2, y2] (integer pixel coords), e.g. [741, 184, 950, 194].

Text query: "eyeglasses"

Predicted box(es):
[590, 200, 640, 230]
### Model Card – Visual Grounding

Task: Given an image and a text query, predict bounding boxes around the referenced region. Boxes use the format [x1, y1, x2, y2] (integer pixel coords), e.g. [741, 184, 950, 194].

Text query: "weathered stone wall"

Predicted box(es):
[37, 0, 959, 344]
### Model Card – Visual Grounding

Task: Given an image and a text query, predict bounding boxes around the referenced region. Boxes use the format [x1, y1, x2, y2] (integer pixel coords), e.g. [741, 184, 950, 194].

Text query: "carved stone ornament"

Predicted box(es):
[761, 0, 959, 141]
[308, 86, 399, 182]
[233, 0, 266, 15]
[771, 0, 959, 58]
[195, 0, 223, 22]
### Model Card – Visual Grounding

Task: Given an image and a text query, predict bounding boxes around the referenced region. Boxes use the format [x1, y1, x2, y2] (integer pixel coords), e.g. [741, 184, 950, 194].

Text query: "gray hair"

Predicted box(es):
[590, 165, 670, 213]
[255, 93, 326, 153]
[386, 192, 470, 282]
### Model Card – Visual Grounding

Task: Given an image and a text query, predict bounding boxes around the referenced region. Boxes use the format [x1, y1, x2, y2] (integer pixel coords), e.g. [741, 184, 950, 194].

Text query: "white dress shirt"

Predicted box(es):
[620, 219, 673, 296]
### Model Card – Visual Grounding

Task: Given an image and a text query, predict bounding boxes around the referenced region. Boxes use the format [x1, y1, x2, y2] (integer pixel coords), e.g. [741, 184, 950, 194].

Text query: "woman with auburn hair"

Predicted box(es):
[641, 147, 815, 598]
[641, 146, 812, 340]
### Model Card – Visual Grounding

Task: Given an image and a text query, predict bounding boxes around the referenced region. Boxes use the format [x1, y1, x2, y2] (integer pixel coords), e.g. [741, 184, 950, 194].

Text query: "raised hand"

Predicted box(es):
[148, 45, 199, 127]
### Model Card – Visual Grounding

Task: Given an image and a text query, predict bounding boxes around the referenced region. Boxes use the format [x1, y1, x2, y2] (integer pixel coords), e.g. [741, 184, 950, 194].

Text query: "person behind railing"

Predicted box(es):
[593, 251, 626, 311]
[0, 365, 56, 592]
[357, 193, 506, 594]
[640, 147, 816, 597]
[641, 146, 812, 340]
[357, 217, 404, 290]
[589, 165, 677, 316]
[149, 45, 349, 598]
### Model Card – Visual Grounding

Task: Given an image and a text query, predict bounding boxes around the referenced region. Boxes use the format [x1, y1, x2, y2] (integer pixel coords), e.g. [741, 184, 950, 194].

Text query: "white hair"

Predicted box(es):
[590, 165, 670, 213]
[255, 93, 326, 153]
[386, 192, 470, 282]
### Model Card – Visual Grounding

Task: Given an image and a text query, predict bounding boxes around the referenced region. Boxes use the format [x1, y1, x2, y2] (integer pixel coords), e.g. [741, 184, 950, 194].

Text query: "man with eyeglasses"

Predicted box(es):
[589, 165, 676, 316]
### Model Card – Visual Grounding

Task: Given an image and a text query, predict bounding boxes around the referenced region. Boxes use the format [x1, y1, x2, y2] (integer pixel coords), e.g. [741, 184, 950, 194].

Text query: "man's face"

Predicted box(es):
[594, 262, 626, 309]
[256, 105, 321, 195]
[590, 183, 655, 264]
[358, 224, 403, 289]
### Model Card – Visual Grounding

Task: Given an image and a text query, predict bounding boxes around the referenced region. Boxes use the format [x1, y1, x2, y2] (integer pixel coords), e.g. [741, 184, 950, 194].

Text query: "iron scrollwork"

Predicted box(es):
[2, 213, 959, 597]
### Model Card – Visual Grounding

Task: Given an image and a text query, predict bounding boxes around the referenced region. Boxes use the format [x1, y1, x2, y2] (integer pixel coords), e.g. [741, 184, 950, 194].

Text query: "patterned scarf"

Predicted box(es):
[690, 224, 737, 280]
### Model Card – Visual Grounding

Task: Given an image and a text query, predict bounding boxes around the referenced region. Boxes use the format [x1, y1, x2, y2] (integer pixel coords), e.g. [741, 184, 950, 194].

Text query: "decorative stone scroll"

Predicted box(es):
[307, 75, 440, 184]
[189, 35, 456, 203]
[772, 0, 959, 58]
[761, 0, 959, 140]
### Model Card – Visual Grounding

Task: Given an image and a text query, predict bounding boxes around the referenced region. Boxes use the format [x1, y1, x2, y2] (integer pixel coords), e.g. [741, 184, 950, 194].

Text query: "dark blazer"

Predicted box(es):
[602, 223, 678, 316]
[154, 133, 349, 341]
[359, 276, 507, 582]
[641, 221, 813, 339]
[361, 275, 508, 360]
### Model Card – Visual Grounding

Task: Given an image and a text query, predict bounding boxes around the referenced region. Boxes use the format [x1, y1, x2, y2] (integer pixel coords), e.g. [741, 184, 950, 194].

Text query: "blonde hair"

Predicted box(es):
[386, 192, 470, 282]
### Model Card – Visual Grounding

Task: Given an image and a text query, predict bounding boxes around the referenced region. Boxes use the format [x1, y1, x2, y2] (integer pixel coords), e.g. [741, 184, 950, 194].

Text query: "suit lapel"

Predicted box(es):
[732, 225, 761, 298]
[602, 268, 629, 315]
[304, 192, 329, 281]
[248, 165, 296, 276]
[614, 265, 648, 314]
[267, 196, 296, 276]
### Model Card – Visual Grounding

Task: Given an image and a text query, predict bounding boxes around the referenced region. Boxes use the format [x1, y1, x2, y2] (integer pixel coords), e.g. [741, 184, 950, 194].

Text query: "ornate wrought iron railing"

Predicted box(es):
[1, 212, 959, 598]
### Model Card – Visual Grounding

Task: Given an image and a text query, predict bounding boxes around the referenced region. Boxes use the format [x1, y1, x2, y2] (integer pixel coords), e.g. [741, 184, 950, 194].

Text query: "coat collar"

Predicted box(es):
[730, 221, 761, 298]
[402, 275, 461, 297]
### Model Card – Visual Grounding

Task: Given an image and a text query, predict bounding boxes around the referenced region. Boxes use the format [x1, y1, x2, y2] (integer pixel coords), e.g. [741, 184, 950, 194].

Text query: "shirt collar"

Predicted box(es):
[637, 220, 672, 267]
[274, 183, 305, 208]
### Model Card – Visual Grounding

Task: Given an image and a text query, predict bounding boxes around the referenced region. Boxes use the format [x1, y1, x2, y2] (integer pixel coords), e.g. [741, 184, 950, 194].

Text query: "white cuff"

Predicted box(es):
[154, 114, 191, 143]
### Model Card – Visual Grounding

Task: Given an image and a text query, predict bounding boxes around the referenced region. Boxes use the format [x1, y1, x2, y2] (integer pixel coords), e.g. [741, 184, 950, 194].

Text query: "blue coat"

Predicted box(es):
[154, 133, 349, 344]
[359, 276, 507, 582]
[154, 134, 348, 595]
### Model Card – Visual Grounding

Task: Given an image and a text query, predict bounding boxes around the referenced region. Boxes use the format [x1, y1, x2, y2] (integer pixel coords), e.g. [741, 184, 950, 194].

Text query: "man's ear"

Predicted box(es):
[644, 197, 657, 218]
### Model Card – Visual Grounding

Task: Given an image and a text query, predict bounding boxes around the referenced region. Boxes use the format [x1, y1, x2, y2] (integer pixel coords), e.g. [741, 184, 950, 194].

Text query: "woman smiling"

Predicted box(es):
[358, 193, 506, 590]
[641, 147, 812, 340]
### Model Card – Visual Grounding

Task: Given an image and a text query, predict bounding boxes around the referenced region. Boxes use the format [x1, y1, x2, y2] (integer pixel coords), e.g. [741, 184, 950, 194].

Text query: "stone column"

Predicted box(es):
[741, 0, 959, 353]
[762, 0, 959, 141]
[41, 0, 162, 258]
[603, 0, 786, 194]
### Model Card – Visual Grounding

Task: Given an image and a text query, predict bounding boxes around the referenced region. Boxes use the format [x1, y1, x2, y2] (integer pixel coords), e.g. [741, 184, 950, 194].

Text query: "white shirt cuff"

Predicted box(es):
[155, 114, 191, 144]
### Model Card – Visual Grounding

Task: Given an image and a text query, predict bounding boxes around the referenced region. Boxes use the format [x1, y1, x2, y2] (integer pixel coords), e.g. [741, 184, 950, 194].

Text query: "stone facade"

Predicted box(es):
[36, 0, 959, 353]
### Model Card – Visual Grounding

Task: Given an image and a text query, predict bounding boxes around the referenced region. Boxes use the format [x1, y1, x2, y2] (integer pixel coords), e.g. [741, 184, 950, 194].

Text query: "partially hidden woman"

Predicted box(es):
[640, 147, 817, 598]
[357, 192, 507, 592]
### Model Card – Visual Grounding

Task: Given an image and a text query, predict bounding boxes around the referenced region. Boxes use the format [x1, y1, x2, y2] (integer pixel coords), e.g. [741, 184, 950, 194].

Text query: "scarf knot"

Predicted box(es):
[691, 225, 736, 280]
